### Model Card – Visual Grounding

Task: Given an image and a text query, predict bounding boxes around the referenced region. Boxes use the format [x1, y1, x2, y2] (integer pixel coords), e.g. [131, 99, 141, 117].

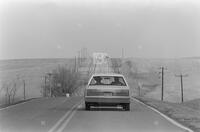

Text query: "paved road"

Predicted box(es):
[0, 59, 189, 132]
[0, 97, 81, 132]
[0, 97, 186, 132]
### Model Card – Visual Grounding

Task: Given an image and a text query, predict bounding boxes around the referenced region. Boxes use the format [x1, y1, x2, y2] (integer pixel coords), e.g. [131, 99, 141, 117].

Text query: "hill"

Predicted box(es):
[0, 58, 74, 104]
[121, 58, 200, 102]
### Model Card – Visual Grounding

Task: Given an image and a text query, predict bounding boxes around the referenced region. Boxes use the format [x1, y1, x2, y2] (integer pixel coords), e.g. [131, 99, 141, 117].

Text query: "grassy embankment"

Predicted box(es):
[119, 58, 200, 132]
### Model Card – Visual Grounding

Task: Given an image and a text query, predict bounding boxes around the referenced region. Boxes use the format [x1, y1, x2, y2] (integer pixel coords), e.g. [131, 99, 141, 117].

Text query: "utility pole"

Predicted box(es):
[47, 73, 52, 97]
[175, 74, 188, 103]
[6, 87, 9, 104]
[138, 82, 142, 97]
[23, 80, 26, 100]
[44, 76, 47, 97]
[74, 56, 77, 72]
[159, 66, 167, 101]
[78, 51, 81, 67]
[122, 48, 124, 59]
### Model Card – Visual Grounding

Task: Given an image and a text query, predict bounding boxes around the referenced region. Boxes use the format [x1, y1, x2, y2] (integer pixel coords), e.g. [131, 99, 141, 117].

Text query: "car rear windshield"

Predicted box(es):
[89, 76, 127, 86]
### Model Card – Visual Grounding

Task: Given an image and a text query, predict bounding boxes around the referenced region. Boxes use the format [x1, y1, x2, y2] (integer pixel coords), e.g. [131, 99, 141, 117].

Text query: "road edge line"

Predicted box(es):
[0, 98, 37, 111]
[132, 97, 194, 132]
[48, 100, 82, 132]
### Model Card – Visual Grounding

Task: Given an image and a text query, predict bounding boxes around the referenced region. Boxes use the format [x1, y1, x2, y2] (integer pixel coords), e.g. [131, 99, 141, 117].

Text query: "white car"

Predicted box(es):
[84, 73, 130, 111]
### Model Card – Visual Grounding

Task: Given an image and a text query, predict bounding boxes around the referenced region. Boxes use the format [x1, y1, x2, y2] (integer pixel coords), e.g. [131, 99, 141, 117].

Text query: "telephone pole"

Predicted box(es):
[159, 66, 167, 101]
[78, 51, 81, 67]
[122, 48, 124, 59]
[175, 74, 188, 103]
[47, 73, 52, 97]
[74, 56, 77, 72]
[44, 75, 47, 97]
[138, 82, 142, 97]
[23, 80, 26, 100]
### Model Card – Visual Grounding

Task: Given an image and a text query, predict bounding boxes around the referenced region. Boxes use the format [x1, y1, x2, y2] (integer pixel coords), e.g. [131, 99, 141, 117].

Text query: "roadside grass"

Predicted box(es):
[0, 58, 74, 105]
[118, 58, 200, 132]
[121, 58, 200, 102]
[0, 58, 92, 106]
[136, 97, 200, 132]
[0, 98, 36, 109]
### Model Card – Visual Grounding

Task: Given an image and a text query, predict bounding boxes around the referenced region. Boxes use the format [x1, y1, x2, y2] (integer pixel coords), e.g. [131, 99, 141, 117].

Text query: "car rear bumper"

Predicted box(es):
[85, 96, 130, 104]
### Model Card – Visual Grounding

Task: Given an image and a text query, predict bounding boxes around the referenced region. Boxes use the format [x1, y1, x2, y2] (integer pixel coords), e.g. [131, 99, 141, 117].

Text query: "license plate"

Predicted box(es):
[104, 92, 112, 96]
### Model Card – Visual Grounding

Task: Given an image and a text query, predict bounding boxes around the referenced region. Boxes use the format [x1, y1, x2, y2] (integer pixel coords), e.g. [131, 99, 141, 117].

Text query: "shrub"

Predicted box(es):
[42, 66, 82, 97]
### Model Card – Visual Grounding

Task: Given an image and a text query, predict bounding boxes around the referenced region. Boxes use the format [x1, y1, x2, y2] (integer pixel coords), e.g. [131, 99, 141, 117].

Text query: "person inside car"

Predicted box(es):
[111, 77, 122, 86]
[94, 76, 102, 85]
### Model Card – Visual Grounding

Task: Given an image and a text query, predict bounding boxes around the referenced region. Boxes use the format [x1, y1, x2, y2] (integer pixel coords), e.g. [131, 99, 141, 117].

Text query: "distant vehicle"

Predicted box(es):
[84, 73, 130, 111]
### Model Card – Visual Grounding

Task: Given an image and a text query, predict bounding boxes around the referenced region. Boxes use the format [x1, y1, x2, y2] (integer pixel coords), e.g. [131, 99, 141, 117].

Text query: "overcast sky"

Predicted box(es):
[0, 0, 200, 59]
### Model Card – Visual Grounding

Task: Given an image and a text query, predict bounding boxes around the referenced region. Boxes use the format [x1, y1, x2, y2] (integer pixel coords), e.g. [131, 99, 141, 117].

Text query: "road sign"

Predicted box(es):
[93, 53, 109, 64]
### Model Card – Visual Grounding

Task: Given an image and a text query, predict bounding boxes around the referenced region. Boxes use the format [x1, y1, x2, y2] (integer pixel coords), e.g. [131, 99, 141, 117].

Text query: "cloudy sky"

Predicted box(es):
[0, 0, 200, 59]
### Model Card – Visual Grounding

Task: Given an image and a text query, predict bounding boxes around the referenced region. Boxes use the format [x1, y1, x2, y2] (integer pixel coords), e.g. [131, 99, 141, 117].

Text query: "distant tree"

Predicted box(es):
[111, 58, 122, 73]
[0, 82, 7, 95]
[4, 81, 18, 104]
[125, 60, 132, 69]
[41, 66, 82, 97]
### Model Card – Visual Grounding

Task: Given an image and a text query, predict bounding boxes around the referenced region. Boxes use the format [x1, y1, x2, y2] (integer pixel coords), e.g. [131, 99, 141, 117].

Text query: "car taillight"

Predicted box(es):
[86, 89, 102, 96]
[114, 90, 129, 96]
[86, 89, 129, 96]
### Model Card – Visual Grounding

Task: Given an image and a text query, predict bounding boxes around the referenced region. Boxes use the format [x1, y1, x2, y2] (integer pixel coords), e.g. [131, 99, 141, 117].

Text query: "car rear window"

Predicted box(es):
[89, 76, 127, 86]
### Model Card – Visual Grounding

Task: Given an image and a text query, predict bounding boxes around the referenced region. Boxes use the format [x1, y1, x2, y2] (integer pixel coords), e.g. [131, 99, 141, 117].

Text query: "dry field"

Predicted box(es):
[0, 58, 74, 105]
[120, 58, 200, 131]
[121, 57, 200, 102]
[137, 97, 200, 132]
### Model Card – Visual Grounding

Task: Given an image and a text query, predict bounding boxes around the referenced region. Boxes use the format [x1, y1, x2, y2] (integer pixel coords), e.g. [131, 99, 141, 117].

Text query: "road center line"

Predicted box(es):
[56, 104, 82, 132]
[48, 100, 82, 132]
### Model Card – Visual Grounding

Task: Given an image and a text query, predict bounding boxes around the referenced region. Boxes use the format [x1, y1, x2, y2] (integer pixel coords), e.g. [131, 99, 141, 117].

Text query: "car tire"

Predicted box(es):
[85, 103, 90, 110]
[123, 103, 130, 111]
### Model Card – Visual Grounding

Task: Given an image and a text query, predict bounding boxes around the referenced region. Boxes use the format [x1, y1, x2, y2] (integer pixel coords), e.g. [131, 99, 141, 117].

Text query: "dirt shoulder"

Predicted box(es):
[135, 97, 200, 132]
[0, 98, 36, 109]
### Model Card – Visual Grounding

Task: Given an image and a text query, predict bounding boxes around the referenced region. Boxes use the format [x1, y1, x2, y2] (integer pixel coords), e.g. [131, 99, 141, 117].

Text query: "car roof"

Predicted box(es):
[91, 73, 124, 77]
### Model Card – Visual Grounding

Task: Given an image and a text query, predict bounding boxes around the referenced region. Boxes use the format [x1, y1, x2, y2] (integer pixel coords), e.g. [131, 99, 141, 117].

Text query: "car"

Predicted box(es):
[84, 73, 130, 111]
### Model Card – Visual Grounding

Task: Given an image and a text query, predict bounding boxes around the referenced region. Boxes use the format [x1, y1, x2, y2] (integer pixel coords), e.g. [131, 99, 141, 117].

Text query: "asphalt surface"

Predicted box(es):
[0, 97, 186, 132]
[0, 60, 188, 132]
